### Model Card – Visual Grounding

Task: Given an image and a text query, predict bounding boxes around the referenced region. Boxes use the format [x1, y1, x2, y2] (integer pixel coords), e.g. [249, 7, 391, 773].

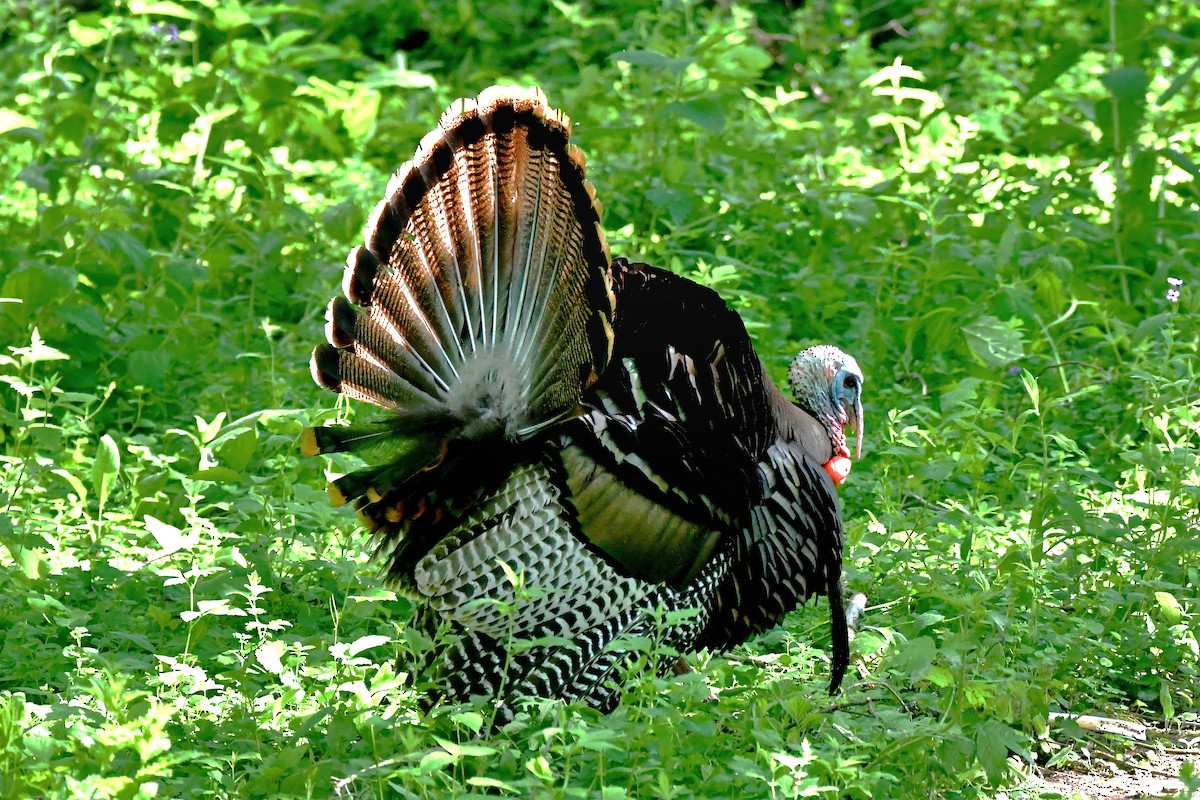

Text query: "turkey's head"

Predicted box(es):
[787, 345, 864, 486]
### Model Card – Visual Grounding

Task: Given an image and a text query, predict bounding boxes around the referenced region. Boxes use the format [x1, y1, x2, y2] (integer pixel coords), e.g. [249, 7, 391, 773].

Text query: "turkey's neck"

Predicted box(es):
[762, 363, 833, 465]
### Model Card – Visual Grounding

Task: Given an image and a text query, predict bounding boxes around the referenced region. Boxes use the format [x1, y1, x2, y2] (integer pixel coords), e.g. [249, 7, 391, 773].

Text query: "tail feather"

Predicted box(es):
[308, 86, 614, 464]
[310, 342, 421, 411]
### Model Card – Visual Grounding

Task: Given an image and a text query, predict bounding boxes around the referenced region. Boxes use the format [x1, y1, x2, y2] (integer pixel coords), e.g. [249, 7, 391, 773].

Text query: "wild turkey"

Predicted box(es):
[303, 86, 864, 712]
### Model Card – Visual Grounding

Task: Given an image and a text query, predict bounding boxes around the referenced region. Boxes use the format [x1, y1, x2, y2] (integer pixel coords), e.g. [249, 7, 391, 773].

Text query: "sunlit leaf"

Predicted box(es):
[0, 108, 36, 133]
[93, 434, 121, 510]
[345, 635, 392, 657]
[127, 1, 198, 18]
[144, 515, 195, 555]
[1155, 591, 1183, 624]
[255, 640, 287, 674]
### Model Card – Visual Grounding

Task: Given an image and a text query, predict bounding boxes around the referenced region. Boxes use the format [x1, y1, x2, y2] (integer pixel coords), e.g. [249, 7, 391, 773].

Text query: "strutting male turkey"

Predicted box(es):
[303, 86, 865, 712]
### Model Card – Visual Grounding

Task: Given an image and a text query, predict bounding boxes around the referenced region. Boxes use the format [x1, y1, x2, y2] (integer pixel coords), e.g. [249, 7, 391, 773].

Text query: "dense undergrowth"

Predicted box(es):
[1, 0, 1198, 797]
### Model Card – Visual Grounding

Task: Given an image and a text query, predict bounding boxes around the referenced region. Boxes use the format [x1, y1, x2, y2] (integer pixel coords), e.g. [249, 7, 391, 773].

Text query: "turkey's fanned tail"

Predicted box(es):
[305, 86, 615, 506]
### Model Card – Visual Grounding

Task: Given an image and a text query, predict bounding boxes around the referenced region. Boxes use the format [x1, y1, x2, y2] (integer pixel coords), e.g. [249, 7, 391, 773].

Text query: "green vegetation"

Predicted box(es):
[1, 0, 1197, 797]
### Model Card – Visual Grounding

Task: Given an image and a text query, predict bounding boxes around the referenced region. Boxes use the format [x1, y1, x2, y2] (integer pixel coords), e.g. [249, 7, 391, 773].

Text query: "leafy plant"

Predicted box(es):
[1, 0, 1197, 797]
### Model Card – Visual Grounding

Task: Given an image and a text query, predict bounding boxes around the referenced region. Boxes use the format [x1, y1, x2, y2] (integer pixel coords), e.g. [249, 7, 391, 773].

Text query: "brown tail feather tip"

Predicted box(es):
[343, 246, 380, 307]
[310, 344, 341, 392]
[325, 296, 357, 349]
[476, 85, 565, 129]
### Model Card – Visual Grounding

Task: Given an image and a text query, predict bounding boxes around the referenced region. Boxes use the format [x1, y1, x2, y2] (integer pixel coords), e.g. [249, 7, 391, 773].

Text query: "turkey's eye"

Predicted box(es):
[843, 374, 860, 391]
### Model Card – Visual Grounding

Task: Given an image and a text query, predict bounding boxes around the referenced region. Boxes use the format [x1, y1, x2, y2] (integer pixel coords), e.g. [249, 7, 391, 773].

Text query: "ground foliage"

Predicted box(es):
[0, 0, 1198, 797]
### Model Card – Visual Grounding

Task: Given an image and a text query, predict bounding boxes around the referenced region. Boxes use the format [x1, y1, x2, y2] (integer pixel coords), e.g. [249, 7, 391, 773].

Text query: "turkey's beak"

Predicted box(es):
[852, 397, 863, 460]
[835, 396, 863, 462]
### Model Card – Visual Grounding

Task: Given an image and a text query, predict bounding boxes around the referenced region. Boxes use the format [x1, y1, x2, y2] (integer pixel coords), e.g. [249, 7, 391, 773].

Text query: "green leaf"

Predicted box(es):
[974, 720, 1025, 784]
[418, 750, 458, 772]
[962, 315, 1026, 368]
[196, 413, 227, 444]
[1160, 147, 1200, 181]
[720, 43, 773, 79]
[127, 0, 198, 18]
[889, 636, 936, 680]
[1160, 680, 1175, 720]
[609, 49, 692, 73]
[498, 559, 522, 590]
[1101, 67, 1150, 105]
[667, 99, 725, 133]
[213, 5, 252, 30]
[1156, 57, 1199, 108]
[1113, 0, 1149, 64]
[189, 466, 245, 483]
[451, 711, 484, 733]
[93, 434, 121, 511]
[912, 611, 945, 631]
[435, 738, 496, 758]
[1155, 591, 1183, 624]
[1096, 67, 1148, 153]
[0, 514, 44, 580]
[215, 428, 257, 472]
[19, 329, 71, 364]
[128, 349, 169, 387]
[467, 776, 517, 792]
[1020, 370, 1040, 416]
[52, 469, 88, 504]
[2, 265, 79, 315]
[926, 665, 954, 687]
[526, 754, 553, 780]
[995, 221, 1020, 270]
[861, 58, 926, 87]
[1024, 39, 1086, 99]
[342, 85, 380, 141]
[56, 304, 108, 336]
[68, 16, 110, 47]
[95, 231, 152, 274]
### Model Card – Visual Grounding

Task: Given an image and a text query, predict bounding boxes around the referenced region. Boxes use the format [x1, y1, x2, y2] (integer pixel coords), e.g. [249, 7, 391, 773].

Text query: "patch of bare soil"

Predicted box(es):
[1040, 750, 1190, 799]
[1036, 720, 1197, 800]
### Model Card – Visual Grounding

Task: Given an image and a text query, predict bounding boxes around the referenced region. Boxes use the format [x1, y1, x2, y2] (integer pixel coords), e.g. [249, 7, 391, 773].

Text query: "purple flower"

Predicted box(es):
[1007, 365, 1022, 376]
[147, 22, 180, 42]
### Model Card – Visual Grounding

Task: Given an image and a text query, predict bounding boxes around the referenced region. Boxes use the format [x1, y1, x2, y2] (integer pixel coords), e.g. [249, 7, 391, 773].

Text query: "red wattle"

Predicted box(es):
[824, 456, 852, 486]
